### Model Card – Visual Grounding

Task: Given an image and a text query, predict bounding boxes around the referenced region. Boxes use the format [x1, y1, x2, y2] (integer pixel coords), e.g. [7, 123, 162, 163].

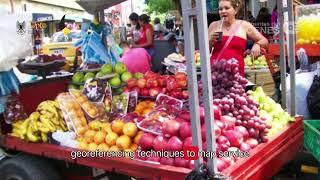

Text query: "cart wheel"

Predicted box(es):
[0, 154, 62, 180]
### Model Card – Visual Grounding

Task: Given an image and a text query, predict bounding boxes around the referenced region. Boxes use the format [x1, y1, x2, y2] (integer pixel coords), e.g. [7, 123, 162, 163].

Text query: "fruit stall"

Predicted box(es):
[0, 0, 307, 180]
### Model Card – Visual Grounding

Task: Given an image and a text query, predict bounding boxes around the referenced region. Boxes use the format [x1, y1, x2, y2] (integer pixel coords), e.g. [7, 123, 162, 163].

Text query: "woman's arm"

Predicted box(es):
[244, 21, 269, 57]
[133, 27, 154, 48]
[245, 21, 269, 48]
[208, 21, 219, 51]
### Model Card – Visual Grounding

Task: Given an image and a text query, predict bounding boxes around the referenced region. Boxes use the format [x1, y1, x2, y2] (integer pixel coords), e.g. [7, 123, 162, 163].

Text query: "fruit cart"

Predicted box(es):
[0, 0, 305, 180]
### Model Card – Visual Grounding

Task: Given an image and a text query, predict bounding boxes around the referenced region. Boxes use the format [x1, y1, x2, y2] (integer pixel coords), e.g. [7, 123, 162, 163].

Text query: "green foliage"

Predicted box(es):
[146, 0, 177, 14]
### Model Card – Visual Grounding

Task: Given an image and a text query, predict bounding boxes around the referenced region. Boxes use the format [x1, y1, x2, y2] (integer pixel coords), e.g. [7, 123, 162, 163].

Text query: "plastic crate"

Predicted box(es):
[304, 120, 320, 162]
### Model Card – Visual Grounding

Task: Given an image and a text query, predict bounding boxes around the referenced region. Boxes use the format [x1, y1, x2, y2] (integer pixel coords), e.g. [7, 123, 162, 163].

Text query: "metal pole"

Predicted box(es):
[181, 0, 203, 166]
[287, 0, 296, 116]
[277, 0, 287, 109]
[195, 0, 217, 173]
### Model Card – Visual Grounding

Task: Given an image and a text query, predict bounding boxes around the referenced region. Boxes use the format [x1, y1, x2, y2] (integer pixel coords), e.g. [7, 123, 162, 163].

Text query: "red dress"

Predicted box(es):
[210, 36, 246, 76]
[138, 23, 154, 48]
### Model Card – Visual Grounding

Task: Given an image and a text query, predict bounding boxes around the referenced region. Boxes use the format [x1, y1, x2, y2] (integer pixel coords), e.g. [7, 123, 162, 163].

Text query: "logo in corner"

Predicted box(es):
[16, 21, 26, 35]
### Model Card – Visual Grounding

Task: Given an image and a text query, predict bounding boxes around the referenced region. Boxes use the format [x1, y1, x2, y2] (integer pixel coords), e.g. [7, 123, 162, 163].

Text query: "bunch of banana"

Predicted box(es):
[10, 100, 67, 142]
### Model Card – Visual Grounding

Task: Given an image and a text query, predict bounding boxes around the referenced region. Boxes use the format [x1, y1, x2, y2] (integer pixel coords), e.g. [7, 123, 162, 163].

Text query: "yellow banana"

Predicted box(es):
[59, 120, 67, 131]
[29, 112, 40, 121]
[47, 114, 60, 126]
[26, 125, 40, 142]
[38, 126, 50, 133]
[41, 132, 48, 142]
[40, 116, 56, 132]
[21, 118, 30, 135]
[12, 120, 24, 129]
[30, 118, 39, 132]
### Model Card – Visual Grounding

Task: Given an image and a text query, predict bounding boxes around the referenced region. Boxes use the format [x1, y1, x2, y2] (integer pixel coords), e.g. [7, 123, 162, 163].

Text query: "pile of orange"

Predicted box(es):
[77, 119, 143, 153]
[134, 101, 155, 116]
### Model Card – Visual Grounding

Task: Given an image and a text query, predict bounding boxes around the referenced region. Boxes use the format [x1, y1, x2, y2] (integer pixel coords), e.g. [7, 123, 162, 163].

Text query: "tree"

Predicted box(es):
[146, 0, 177, 14]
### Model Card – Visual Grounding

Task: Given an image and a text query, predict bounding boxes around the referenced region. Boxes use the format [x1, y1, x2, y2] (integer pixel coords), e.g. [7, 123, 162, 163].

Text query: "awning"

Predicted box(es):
[32, 13, 53, 21]
[76, 0, 127, 14]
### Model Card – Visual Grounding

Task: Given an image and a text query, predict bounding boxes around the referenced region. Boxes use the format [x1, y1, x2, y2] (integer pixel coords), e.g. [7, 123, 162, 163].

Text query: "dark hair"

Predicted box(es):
[154, 17, 160, 24]
[129, 12, 140, 30]
[168, 35, 177, 43]
[119, 41, 130, 48]
[256, 7, 270, 23]
[139, 14, 151, 23]
[219, 0, 243, 19]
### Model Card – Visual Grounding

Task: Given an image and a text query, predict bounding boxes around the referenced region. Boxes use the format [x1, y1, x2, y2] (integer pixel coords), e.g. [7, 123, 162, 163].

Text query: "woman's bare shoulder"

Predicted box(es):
[208, 20, 221, 31]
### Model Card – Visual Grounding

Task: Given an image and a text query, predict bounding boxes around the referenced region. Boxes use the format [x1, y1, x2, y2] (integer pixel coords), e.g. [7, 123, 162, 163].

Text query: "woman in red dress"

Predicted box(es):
[132, 14, 155, 57]
[209, 0, 268, 76]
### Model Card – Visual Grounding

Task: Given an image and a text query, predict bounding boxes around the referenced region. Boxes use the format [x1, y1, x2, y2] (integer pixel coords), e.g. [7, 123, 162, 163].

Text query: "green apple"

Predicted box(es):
[72, 72, 84, 83]
[101, 63, 113, 74]
[134, 73, 143, 79]
[121, 72, 133, 82]
[84, 72, 95, 81]
[108, 77, 121, 87]
[114, 62, 127, 75]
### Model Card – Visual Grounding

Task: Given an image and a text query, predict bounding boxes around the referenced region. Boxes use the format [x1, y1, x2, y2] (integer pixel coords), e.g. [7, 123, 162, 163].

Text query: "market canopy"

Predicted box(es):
[76, 0, 127, 14]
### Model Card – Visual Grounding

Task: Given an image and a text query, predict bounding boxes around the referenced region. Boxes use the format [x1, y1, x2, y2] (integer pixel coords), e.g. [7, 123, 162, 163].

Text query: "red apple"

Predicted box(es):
[170, 90, 182, 99]
[179, 122, 192, 139]
[149, 88, 160, 97]
[213, 105, 222, 120]
[146, 78, 158, 88]
[183, 137, 193, 149]
[137, 78, 146, 88]
[131, 87, 140, 93]
[127, 78, 137, 88]
[123, 87, 131, 92]
[166, 77, 178, 91]
[140, 88, 149, 96]
[220, 116, 236, 130]
[157, 77, 167, 87]
[160, 87, 167, 94]
[145, 71, 157, 79]
[182, 90, 189, 99]
[175, 72, 187, 81]
[177, 79, 187, 88]
[223, 130, 244, 148]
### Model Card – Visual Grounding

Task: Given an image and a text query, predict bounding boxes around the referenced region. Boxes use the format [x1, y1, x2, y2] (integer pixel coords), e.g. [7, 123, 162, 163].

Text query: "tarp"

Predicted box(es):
[76, 0, 127, 14]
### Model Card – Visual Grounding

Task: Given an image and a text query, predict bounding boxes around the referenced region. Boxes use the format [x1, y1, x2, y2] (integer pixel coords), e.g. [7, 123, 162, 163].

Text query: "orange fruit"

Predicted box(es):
[116, 135, 132, 150]
[101, 123, 112, 133]
[134, 133, 143, 144]
[105, 132, 119, 146]
[97, 143, 109, 151]
[77, 126, 88, 136]
[111, 120, 125, 135]
[130, 143, 138, 151]
[78, 140, 88, 150]
[94, 131, 107, 144]
[88, 120, 102, 131]
[142, 108, 152, 115]
[84, 129, 96, 143]
[88, 142, 98, 151]
[109, 145, 120, 152]
[148, 102, 155, 108]
[122, 122, 138, 137]
[135, 104, 144, 112]
[139, 101, 148, 108]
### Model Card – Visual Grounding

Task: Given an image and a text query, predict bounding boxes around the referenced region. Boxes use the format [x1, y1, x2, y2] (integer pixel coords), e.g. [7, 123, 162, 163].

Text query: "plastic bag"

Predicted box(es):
[111, 92, 129, 114]
[56, 93, 88, 135]
[3, 95, 28, 124]
[307, 75, 320, 119]
[128, 91, 138, 113]
[0, 10, 32, 71]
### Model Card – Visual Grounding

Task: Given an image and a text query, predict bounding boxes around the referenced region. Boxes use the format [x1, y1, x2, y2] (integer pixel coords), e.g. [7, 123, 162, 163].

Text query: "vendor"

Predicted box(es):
[208, 0, 268, 76]
[131, 14, 155, 57]
[120, 41, 151, 74]
[128, 12, 141, 44]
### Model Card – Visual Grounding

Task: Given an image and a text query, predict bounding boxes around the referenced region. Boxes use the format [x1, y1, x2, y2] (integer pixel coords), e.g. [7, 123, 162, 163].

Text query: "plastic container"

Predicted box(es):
[56, 93, 88, 135]
[111, 92, 129, 114]
[303, 120, 320, 162]
[128, 91, 138, 113]
[82, 79, 108, 103]
[69, 89, 104, 119]
[155, 93, 183, 110]
[103, 84, 112, 114]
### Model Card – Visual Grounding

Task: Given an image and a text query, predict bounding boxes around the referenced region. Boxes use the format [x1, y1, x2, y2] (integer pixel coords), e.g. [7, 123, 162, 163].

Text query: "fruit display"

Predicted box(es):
[4, 95, 28, 124]
[104, 85, 112, 113]
[76, 119, 142, 152]
[10, 100, 67, 142]
[248, 87, 294, 137]
[111, 93, 129, 114]
[244, 55, 267, 68]
[56, 93, 88, 135]
[69, 89, 104, 118]
[296, 4, 320, 44]
[211, 58, 270, 143]
[24, 54, 66, 64]
[125, 71, 188, 99]
[134, 101, 155, 117]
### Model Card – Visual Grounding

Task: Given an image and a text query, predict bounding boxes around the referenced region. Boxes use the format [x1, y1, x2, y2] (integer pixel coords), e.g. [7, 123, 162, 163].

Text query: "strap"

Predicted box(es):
[213, 20, 243, 61]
